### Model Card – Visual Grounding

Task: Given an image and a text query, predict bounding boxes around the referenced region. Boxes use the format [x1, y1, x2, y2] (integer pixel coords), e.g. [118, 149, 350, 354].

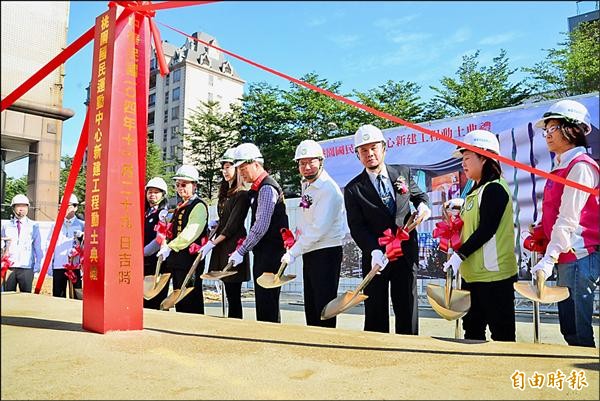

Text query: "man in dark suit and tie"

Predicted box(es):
[344, 124, 431, 335]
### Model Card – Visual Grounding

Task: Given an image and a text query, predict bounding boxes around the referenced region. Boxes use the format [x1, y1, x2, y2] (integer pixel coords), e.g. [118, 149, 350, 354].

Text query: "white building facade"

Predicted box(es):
[148, 32, 245, 172]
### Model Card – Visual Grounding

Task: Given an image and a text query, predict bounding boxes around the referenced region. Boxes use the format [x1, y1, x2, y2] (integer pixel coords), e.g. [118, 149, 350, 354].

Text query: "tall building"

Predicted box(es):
[1, 1, 73, 221]
[148, 32, 245, 173]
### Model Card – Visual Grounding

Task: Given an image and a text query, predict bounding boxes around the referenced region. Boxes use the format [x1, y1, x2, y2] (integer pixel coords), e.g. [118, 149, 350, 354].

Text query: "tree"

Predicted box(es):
[1, 176, 27, 219]
[59, 155, 87, 205]
[184, 100, 240, 201]
[429, 49, 532, 117]
[523, 20, 600, 99]
[146, 140, 175, 196]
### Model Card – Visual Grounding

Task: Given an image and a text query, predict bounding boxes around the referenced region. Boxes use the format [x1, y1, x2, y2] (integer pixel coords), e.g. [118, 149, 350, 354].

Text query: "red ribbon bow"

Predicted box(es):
[377, 228, 410, 262]
[1, 254, 13, 281]
[154, 220, 172, 245]
[280, 228, 296, 250]
[63, 262, 80, 284]
[432, 215, 464, 253]
[189, 236, 209, 255]
[523, 225, 549, 253]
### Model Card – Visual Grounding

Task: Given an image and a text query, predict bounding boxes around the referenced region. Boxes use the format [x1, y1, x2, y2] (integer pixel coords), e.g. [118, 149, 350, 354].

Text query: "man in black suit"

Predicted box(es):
[344, 124, 431, 335]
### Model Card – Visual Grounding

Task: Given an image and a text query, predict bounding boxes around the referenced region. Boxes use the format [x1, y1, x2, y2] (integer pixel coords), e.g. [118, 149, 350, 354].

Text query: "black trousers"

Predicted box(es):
[171, 269, 204, 314]
[362, 257, 418, 335]
[224, 281, 243, 319]
[461, 274, 517, 341]
[52, 269, 82, 298]
[252, 247, 284, 323]
[302, 246, 342, 328]
[4, 268, 34, 293]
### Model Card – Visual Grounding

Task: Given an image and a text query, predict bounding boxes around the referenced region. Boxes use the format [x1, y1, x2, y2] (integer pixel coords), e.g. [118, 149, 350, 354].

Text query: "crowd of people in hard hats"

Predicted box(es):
[1, 99, 597, 348]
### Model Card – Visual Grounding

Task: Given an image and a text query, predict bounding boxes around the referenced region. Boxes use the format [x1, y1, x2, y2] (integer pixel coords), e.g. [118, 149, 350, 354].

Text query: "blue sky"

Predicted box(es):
[6, 1, 596, 177]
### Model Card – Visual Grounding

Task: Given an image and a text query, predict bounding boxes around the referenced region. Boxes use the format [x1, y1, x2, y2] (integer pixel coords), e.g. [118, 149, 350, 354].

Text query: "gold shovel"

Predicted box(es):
[256, 260, 296, 289]
[426, 258, 471, 321]
[160, 252, 205, 310]
[200, 261, 237, 280]
[143, 255, 172, 300]
[513, 266, 570, 304]
[321, 212, 424, 320]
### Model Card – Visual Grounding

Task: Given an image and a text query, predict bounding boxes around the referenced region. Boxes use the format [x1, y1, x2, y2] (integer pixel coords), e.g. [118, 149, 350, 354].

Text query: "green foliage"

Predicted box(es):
[146, 140, 175, 196]
[429, 49, 532, 116]
[184, 100, 240, 201]
[59, 155, 87, 205]
[523, 20, 600, 99]
[1, 176, 28, 219]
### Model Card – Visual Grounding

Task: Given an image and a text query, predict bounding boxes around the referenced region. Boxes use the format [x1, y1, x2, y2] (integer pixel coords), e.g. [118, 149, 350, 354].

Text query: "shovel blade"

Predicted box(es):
[256, 273, 296, 289]
[160, 286, 194, 311]
[143, 273, 171, 300]
[513, 281, 569, 304]
[200, 270, 237, 280]
[74, 288, 83, 300]
[320, 291, 368, 320]
[426, 284, 471, 321]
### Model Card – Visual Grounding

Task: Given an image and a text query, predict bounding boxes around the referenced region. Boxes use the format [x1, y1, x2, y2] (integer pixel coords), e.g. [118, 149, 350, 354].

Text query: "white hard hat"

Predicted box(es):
[452, 130, 500, 158]
[11, 194, 30, 207]
[534, 99, 592, 135]
[145, 176, 168, 192]
[219, 148, 236, 164]
[60, 194, 79, 205]
[354, 124, 385, 149]
[172, 165, 199, 182]
[294, 140, 324, 161]
[233, 143, 263, 167]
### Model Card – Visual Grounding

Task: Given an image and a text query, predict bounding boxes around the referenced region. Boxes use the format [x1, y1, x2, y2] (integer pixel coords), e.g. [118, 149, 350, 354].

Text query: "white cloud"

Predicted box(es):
[478, 32, 519, 45]
[328, 34, 361, 48]
[389, 32, 432, 44]
[307, 16, 326, 27]
[444, 27, 471, 45]
[373, 14, 420, 30]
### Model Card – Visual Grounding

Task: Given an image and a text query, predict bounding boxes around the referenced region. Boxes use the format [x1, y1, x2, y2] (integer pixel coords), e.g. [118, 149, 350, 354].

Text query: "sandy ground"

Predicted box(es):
[1, 290, 598, 400]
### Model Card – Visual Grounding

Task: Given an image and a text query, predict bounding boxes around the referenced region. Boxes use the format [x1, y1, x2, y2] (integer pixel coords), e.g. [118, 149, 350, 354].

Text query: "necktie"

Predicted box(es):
[377, 174, 396, 215]
[16, 219, 21, 237]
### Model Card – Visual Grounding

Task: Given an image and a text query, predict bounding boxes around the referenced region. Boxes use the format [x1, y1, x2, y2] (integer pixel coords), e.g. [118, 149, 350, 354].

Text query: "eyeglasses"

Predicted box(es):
[542, 125, 562, 138]
[175, 182, 191, 188]
[298, 158, 320, 168]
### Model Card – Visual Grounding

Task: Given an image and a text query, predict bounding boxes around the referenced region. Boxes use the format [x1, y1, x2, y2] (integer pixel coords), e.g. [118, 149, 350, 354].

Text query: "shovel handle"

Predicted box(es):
[221, 261, 233, 272]
[171, 251, 204, 305]
[153, 255, 164, 284]
[274, 261, 288, 279]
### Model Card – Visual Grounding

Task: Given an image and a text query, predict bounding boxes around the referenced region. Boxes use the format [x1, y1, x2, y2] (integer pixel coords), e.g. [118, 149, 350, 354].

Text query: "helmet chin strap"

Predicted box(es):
[303, 161, 324, 181]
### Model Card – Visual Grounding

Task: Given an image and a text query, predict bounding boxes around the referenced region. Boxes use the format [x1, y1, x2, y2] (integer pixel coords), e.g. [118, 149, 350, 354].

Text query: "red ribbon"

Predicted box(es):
[280, 228, 296, 250]
[236, 237, 246, 249]
[1, 254, 13, 281]
[154, 220, 172, 245]
[432, 215, 464, 253]
[523, 225, 549, 253]
[377, 228, 410, 262]
[188, 236, 209, 255]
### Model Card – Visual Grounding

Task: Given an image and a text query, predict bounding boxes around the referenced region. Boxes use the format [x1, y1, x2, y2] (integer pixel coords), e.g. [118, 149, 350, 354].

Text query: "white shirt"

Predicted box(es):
[366, 166, 396, 201]
[1, 217, 43, 270]
[289, 170, 349, 257]
[49, 216, 85, 269]
[545, 146, 599, 260]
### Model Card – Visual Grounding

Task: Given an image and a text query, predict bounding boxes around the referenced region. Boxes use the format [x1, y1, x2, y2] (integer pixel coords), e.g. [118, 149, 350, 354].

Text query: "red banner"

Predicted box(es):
[82, 5, 146, 333]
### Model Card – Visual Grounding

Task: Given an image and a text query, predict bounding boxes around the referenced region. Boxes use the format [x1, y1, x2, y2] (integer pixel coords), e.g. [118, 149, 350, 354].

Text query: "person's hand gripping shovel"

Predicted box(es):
[427, 201, 471, 321]
[160, 236, 209, 310]
[321, 212, 424, 320]
[144, 209, 173, 300]
[256, 228, 297, 289]
[200, 237, 245, 281]
[514, 224, 569, 343]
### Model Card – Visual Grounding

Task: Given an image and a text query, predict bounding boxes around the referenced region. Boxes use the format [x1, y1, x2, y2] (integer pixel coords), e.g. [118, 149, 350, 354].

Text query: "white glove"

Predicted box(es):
[442, 252, 462, 276]
[417, 203, 431, 221]
[157, 244, 171, 260]
[228, 250, 244, 267]
[200, 241, 216, 259]
[281, 251, 295, 265]
[531, 255, 556, 280]
[444, 198, 464, 210]
[208, 219, 219, 231]
[371, 249, 389, 272]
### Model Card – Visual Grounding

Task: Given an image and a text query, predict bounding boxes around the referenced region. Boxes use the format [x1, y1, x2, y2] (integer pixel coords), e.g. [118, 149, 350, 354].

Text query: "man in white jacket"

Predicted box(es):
[1, 194, 43, 292]
[281, 140, 349, 328]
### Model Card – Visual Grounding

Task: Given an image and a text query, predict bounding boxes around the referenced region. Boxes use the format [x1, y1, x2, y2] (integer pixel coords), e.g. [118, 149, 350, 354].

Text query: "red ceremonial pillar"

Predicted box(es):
[82, 5, 148, 333]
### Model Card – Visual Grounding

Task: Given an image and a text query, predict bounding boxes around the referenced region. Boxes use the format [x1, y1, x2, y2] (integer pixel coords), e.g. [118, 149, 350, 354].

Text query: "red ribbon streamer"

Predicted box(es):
[1, 254, 13, 281]
[377, 228, 410, 262]
[432, 215, 464, 253]
[159, 21, 598, 197]
[523, 225, 549, 253]
[188, 236, 209, 255]
[154, 220, 172, 245]
[280, 228, 296, 250]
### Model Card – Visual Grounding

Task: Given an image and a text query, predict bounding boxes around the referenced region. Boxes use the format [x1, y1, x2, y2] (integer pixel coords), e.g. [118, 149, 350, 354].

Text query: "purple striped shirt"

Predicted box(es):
[237, 185, 278, 256]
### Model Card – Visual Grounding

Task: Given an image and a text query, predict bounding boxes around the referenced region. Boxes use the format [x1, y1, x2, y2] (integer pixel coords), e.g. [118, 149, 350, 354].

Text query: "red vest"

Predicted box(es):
[542, 153, 599, 263]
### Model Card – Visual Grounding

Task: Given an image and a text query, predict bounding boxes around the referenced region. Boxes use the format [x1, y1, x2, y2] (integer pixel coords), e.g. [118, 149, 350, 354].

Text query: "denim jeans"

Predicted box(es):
[556, 251, 600, 348]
